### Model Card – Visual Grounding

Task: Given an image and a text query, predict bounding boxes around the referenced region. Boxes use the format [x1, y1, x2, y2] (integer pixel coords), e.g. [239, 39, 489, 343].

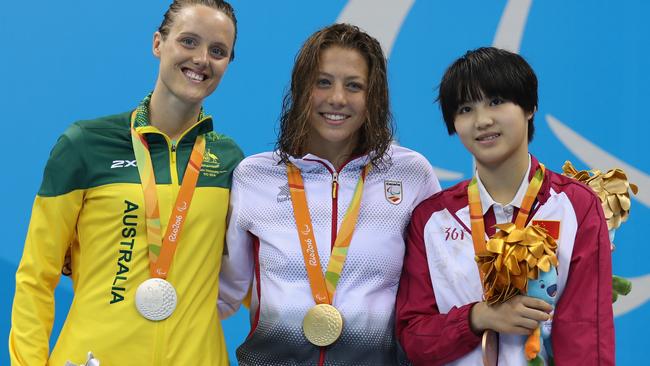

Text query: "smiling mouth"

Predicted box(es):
[320, 113, 350, 122]
[476, 133, 501, 142]
[182, 68, 207, 82]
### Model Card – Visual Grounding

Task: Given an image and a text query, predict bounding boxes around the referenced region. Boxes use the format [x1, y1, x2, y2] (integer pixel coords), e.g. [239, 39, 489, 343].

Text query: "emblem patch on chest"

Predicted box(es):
[532, 220, 561, 240]
[200, 148, 226, 177]
[203, 148, 221, 167]
[384, 180, 403, 205]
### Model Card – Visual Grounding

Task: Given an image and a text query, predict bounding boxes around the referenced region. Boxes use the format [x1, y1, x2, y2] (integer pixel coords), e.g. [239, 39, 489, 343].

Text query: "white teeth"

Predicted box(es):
[478, 134, 500, 141]
[323, 113, 347, 121]
[184, 69, 205, 81]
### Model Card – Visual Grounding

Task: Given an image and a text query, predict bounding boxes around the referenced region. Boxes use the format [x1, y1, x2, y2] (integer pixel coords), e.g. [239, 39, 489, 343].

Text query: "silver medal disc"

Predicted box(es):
[135, 278, 177, 321]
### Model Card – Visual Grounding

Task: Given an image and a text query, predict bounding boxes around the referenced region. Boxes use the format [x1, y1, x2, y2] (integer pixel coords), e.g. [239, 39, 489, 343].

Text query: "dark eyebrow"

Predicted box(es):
[318, 72, 366, 83]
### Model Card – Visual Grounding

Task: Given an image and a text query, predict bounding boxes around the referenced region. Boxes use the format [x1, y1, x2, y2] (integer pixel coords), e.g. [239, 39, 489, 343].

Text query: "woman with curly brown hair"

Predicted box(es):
[219, 23, 440, 365]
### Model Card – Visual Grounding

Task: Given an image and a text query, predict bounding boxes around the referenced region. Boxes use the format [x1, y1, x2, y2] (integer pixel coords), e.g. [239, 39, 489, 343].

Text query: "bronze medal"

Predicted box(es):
[302, 304, 343, 346]
[481, 329, 498, 366]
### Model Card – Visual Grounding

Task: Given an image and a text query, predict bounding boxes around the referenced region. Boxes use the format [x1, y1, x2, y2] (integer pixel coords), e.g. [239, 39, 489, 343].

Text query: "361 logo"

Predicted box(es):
[444, 227, 465, 241]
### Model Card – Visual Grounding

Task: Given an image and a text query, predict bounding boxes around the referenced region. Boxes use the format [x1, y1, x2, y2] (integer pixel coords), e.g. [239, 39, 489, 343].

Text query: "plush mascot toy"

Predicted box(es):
[525, 267, 558, 366]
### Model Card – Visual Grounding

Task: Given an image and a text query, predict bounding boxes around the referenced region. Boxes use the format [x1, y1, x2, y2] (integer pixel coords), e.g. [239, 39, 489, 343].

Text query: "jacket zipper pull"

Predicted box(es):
[332, 172, 339, 199]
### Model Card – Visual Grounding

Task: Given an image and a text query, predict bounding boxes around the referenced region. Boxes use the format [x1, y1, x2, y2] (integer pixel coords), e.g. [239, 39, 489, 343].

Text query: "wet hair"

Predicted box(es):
[158, 0, 237, 61]
[276, 23, 393, 168]
[437, 47, 538, 142]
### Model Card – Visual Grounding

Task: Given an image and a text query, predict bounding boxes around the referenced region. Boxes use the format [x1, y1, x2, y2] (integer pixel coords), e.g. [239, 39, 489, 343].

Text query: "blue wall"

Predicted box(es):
[1, 1, 647, 364]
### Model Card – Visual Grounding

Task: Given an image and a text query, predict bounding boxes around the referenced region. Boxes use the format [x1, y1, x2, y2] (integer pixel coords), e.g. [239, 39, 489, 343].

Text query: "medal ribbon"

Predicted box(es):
[130, 110, 206, 279]
[287, 163, 371, 304]
[467, 164, 544, 365]
[468, 164, 545, 282]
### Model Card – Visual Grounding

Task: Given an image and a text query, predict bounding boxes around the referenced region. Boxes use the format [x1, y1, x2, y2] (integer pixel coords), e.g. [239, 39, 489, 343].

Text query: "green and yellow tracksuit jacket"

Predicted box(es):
[9, 110, 243, 365]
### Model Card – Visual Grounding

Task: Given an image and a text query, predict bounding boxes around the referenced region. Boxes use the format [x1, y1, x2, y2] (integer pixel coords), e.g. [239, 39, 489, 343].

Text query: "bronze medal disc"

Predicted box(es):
[481, 329, 499, 366]
[302, 304, 343, 346]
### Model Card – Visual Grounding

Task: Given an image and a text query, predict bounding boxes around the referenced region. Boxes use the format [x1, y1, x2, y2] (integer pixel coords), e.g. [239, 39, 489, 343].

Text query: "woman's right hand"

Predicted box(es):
[470, 295, 552, 335]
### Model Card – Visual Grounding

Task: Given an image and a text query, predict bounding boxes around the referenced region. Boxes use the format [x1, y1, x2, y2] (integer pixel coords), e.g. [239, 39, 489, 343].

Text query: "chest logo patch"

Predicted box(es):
[277, 183, 291, 203]
[200, 148, 226, 177]
[202, 148, 221, 168]
[384, 180, 403, 205]
[444, 226, 466, 241]
[111, 160, 137, 169]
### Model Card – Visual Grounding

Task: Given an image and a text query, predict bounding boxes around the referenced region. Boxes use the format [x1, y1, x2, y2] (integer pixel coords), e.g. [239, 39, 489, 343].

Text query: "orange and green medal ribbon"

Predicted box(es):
[287, 163, 371, 304]
[130, 103, 206, 279]
[469, 164, 546, 365]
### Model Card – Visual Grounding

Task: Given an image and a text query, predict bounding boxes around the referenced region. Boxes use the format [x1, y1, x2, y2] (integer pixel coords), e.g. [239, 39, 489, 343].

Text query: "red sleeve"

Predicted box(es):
[396, 205, 481, 366]
[552, 192, 615, 365]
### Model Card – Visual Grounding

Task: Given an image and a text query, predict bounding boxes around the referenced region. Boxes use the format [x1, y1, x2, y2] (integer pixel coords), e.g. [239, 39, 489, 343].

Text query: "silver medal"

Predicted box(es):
[135, 278, 177, 321]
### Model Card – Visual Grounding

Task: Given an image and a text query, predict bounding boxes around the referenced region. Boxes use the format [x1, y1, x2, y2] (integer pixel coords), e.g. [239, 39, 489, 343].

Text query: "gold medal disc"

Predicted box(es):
[302, 304, 343, 346]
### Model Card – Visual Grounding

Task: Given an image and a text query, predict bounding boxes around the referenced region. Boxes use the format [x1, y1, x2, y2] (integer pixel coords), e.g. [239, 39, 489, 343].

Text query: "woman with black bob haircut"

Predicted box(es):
[10, 1, 243, 364]
[396, 46, 614, 365]
[438, 46, 538, 142]
[219, 23, 440, 365]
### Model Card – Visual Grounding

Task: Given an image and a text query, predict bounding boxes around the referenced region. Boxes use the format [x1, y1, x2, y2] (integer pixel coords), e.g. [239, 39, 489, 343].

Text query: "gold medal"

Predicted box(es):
[302, 304, 343, 346]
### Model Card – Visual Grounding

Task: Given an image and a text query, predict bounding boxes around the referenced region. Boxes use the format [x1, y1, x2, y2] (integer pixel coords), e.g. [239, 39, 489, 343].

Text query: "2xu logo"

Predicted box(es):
[111, 160, 137, 169]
